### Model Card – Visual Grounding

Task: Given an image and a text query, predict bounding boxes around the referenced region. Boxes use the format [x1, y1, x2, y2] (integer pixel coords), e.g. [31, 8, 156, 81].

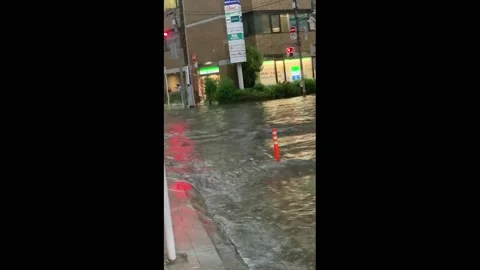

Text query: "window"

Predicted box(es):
[247, 12, 313, 35]
[270, 15, 280, 33]
[164, 0, 177, 11]
[254, 14, 271, 34]
[280, 14, 290, 33]
[243, 13, 254, 36]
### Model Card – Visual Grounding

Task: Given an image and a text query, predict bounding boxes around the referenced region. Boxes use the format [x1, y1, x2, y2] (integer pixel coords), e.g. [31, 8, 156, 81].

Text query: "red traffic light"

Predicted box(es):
[286, 47, 294, 53]
[164, 31, 169, 38]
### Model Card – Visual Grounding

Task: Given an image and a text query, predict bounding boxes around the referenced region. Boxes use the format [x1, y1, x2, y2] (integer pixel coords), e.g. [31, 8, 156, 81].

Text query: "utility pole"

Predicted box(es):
[178, 0, 195, 108]
[171, 10, 186, 108]
[293, 0, 306, 97]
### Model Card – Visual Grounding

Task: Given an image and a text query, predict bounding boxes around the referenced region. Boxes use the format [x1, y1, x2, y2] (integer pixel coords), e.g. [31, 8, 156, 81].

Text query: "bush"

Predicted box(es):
[204, 76, 218, 105]
[232, 88, 271, 103]
[269, 82, 300, 99]
[304, 78, 316, 94]
[216, 78, 236, 104]
[290, 79, 316, 95]
[253, 83, 267, 92]
[206, 76, 315, 105]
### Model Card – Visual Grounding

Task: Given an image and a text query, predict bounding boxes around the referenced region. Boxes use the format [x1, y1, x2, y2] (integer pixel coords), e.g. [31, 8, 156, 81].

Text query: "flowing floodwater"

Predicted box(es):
[164, 96, 316, 270]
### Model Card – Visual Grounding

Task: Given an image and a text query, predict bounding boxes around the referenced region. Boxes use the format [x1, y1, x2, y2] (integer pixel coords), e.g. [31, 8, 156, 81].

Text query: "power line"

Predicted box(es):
[165, 0, 293, 17]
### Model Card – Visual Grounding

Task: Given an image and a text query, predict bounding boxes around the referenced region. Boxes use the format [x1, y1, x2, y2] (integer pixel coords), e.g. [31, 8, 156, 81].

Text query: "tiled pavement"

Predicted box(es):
[164, 178, 225, 270]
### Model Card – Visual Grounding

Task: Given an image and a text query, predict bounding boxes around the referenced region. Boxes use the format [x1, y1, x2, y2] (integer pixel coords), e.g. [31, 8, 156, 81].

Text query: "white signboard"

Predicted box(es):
[224, 0, 246, 63]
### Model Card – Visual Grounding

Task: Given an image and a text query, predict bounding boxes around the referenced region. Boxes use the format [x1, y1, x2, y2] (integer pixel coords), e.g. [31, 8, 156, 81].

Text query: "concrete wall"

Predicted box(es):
[183, 1, 224, 25]
[186, 19, 229, 65]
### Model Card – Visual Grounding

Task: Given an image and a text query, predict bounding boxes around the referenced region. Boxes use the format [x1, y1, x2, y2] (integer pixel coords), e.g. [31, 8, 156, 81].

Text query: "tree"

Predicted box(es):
[204, 76, 218, 105]
[242, 46, 264, 88]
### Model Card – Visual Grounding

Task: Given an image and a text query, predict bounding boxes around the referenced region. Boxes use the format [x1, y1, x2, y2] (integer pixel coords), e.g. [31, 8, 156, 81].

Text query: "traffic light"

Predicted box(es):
[286, 47, 294, 57]
[164, 31, 169, 38]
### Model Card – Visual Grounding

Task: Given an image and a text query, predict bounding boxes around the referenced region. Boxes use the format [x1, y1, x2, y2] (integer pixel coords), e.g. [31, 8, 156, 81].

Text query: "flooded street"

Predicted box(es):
[164, 96, 316, 270]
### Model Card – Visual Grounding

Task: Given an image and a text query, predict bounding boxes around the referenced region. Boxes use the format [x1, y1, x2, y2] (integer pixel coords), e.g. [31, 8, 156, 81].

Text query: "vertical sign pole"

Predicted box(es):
[236, 63, 244, 89]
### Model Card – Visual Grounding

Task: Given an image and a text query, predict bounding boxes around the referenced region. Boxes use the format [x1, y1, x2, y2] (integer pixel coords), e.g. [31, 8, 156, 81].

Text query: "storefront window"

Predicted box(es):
[284, 58, 313, 82]
[276, 61, 285, 83]
[259, 61, 277, 85]
[302, 58, 314, 79]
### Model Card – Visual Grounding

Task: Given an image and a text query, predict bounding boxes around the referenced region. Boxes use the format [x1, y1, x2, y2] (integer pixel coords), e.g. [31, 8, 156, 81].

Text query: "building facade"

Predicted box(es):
[164, 0, 316, 100]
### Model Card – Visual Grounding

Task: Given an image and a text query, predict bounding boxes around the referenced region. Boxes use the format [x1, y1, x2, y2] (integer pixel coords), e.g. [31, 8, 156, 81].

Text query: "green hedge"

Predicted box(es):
[214, 78, 316, 104]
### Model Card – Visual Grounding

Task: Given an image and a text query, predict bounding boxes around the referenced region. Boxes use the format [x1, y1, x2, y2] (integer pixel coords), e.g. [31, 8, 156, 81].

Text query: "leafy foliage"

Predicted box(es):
[209, 77, 316, 104]
[203, 76, 218, 105]
[242, 46, 264, 88]
[216, 78, 236, 104]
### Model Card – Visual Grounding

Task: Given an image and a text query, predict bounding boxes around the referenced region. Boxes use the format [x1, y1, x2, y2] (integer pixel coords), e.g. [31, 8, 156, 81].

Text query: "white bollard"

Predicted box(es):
[164, 165, 176, 261]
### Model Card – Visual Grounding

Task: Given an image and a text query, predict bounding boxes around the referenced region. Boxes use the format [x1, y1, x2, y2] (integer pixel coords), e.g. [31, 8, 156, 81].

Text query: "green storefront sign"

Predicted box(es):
[199, 66, 220, 75]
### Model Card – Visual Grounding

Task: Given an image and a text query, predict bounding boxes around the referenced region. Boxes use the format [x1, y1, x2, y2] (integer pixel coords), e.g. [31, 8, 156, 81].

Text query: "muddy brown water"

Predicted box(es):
[165, 95, 316, 270]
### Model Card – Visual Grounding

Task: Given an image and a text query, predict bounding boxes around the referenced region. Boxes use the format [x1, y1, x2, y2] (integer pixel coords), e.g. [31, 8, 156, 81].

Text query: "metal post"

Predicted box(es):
[164, 67, 171, 108]
[236, 63, 245, 89]
[293, 0, 306, 97]
[185, 67, 195, 108]
[179, 69, 187, 108]
[164, 165, 176, 261]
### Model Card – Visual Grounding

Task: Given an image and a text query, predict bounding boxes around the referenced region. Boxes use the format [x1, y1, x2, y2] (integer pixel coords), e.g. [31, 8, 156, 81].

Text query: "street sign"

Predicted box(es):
[224, 0, 246, 63]
[290, 33, 297, 40]
[227, 33, 244, 40]
[230, 15, 241, 23]
[289, 26, 296, 33]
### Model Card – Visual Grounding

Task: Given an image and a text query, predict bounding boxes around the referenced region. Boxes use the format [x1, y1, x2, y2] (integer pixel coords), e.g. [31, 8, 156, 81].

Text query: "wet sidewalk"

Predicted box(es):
[164, 178, 225, 270]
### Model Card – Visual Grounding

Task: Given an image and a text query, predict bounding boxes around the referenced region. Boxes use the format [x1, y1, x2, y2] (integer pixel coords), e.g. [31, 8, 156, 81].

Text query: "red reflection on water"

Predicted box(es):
[171, 181, 192, 192]
[166, 122, 196, 165]
[169, 181, 192, 199]
[165, 121, 200, 200]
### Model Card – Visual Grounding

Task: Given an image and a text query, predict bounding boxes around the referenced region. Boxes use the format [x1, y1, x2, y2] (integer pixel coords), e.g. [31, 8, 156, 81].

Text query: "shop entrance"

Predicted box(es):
[198, 66, 221, 103]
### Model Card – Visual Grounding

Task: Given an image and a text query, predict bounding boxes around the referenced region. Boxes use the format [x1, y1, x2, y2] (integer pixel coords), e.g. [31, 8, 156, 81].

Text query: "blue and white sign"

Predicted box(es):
[224, 0, 241, 5]
[224, 0, 246, 63]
